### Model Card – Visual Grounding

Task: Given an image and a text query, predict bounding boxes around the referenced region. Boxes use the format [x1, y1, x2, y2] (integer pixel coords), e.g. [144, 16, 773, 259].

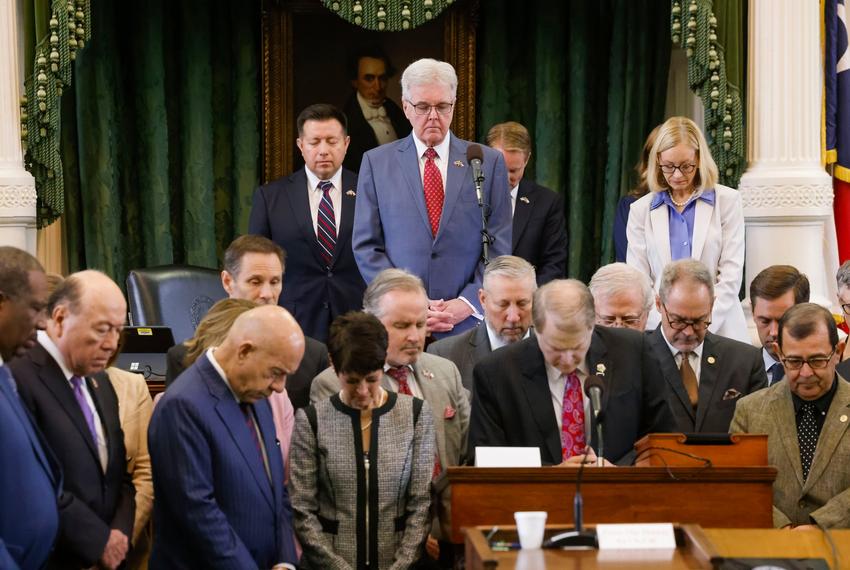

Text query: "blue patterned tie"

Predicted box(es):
[317, 180, 337, 268]
[768, 362, 784, 385]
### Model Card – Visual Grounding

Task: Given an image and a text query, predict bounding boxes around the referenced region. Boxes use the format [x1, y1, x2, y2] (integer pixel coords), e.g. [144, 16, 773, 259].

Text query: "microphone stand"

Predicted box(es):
[544, 445, 598, 549]
[473, 171, 493, 266]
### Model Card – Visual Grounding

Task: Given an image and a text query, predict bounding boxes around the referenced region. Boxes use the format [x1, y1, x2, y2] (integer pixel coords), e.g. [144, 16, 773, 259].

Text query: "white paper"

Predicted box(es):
[596, 523, 677, 550]
[474, 446, 541, 467]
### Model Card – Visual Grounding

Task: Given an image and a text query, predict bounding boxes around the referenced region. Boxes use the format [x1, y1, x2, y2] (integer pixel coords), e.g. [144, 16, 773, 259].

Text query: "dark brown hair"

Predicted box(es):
[296, 104, 348, 137]
[328, 311, 388, 375]
[750, 265, 810, 306]
[778, 303, 839, 350]
[0, 246, 43, 301]
[223, 235, 285, 278]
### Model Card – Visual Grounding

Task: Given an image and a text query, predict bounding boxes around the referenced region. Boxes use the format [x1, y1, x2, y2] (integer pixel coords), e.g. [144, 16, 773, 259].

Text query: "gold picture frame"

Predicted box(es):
[261, 0, 479, 183]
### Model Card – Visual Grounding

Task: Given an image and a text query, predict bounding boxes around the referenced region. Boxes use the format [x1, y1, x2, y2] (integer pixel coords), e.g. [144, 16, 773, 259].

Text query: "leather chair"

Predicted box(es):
[126, 265, 227, 343]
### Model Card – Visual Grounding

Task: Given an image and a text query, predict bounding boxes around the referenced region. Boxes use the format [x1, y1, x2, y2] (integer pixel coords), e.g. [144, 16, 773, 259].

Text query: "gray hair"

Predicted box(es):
[658, 259, 715, 304]
[588, 263, 654, 312]
[362, 268, 427, 318]
[532, 279, 596, 333]
[483, 255, 537, 292]
[837, 260, 850, 290]
[401, 58, 458, 102]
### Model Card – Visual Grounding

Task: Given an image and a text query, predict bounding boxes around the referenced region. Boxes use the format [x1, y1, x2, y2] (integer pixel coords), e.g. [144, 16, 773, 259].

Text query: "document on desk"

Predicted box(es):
[596, 523, 676, 550]
[474, 446, 542, 467]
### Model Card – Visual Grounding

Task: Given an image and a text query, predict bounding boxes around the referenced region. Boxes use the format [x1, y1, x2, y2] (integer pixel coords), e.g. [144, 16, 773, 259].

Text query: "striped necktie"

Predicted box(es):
[317, 180, 337, 267]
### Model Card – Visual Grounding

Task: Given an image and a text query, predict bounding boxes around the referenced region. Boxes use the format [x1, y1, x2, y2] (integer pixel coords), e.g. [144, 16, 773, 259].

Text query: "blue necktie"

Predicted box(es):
[317, 180, 337, 267]
[768, 362, 784, 386]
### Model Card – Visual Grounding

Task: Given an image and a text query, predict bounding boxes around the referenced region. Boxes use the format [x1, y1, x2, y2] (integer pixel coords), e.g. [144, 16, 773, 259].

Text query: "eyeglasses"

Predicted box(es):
[780, 347, 836, 371]
[659, 163, 697, 175]
[597, 315, 644, 328]
[408, 101, 454, 116]
[841, 303, 850, 315]
[662, 303, 711, 331]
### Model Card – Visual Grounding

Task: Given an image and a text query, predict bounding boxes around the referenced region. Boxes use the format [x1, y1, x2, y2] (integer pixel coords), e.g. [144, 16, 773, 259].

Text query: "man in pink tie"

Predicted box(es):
[469, 279, 675, 466]
[352, 58, 512, 339]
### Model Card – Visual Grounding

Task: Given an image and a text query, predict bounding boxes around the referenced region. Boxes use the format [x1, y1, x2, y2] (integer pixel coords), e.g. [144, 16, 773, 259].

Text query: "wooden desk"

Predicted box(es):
[464, 526, 850, 569]
[449, 466, 776, 543]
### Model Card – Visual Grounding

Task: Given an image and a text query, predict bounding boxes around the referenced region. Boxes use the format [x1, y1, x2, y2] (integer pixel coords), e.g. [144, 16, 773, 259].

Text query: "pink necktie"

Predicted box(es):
[561, 372, 586, 460]
[422, 147, 444, 237]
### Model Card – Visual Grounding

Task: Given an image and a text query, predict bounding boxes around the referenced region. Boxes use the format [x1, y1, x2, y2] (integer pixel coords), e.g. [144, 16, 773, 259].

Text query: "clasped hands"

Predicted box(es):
[427, 298, 473, 333]
[558, 446, 614, 467]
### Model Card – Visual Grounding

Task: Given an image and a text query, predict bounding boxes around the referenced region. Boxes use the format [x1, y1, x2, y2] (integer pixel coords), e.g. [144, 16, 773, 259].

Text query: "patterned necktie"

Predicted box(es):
[240, 403, 267, 472]
[317, 180, 337, 268]
[768, 362, 785, 386]
[798, 402, 818, 481]
[70, 375, 98, 448]
[679, 352, 699, 409]
[561, 372, 586, 460]
[422, 147, 444, 237]
[387, 366, 413, 395]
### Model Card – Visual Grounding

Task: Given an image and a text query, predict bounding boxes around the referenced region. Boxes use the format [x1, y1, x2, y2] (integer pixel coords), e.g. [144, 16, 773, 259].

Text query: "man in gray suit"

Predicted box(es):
[310, 268, 469, 564]
[427, 255, 536, 393]
[646, 259, 766, 433]
[731, 303, 850, 528]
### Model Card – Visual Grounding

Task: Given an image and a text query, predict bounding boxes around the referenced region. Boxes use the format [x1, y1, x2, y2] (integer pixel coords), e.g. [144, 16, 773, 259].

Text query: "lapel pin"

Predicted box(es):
[707, 356, 716, 364]
[346, 189, 356, 197]
[520, 196, 530, 204]
[841, 414, 848, 423]
[421, 369, 435, 380]
[596, 364, 606, 376]
[453, 160, 464, 167]
[90, 377, 98, 389]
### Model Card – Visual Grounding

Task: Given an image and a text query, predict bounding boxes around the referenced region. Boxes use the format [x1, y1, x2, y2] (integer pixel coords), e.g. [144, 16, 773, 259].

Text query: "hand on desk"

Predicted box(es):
[558, 447, 614, 467]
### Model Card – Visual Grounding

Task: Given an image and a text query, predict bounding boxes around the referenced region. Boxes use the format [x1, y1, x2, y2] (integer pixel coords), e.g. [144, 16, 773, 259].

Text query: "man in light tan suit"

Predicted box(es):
[731, 302, 850, 529]
[311, 268, 470, 565]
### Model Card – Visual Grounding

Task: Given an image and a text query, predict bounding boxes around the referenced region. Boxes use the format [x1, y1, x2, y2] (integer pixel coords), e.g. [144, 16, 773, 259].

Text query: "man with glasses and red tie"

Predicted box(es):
[469, 278, 674, 467]
[352, 58, 511, 339]
[646, 260, 766, 434]
[732, 302, 850, 529]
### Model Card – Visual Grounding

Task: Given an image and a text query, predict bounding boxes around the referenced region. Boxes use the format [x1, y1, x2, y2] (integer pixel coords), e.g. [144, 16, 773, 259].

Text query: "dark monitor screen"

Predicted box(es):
[114, 326, 175, 380]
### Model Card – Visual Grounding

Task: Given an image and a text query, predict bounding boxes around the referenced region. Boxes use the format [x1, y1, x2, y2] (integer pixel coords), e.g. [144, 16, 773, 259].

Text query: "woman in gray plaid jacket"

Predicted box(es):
[289, 312, 436, 569]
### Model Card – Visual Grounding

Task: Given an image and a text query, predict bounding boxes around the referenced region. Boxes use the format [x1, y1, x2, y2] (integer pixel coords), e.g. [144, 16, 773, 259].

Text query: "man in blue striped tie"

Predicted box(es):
[250, 104, 366, 344]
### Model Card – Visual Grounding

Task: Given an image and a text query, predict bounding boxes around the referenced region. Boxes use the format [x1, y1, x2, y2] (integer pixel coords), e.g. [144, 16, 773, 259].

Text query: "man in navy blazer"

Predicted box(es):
[0, 247, 60, 570]
[487, 121, 568, 285]
[149, 305, 302, 569]
[353, 58, 512, 338]
[250, 104, 365, 343]
[11, 271, 135, 570]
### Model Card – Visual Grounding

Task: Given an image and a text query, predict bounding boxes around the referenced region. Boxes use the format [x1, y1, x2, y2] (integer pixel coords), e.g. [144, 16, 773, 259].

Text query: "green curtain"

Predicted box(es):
[61, 0, 260, 281]
[478, 0, 671, 281]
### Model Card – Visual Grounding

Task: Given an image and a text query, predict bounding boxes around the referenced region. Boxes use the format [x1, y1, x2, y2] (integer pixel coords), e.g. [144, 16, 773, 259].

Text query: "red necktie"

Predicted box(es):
[240, 403, 266, 468]
[561, 372, 586, 460]
[316, 180, 337, 267]
[387, 366, 413, 395]
[422, 147, 444, 237]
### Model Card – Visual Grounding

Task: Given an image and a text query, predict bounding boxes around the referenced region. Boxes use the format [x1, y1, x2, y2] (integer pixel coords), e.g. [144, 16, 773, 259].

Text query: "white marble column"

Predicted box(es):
[739, 0, 838, 314]
[0, 0, 37, 253]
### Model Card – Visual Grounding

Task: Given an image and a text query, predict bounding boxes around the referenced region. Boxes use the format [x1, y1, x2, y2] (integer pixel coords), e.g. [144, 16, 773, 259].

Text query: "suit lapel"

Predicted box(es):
[803, 379, 850, 492]
[691, 199, 713, 261]
[436, 134, 467, 244]
[648, 329, 695, 423]
[695, 335, 722, 431]
[285, 169, 328, 268]
[411, 360, 447, 462]
[255, 399, 284, 509]
[85, 375, 110, 458]
[511, 181, 533, 250]
[332, 169, 358, 267]
[397, 135, 433, 236]
[585, 330, 614, 416]
[202, 357, 274, 510]
[650, 204, 672, 266]
[770, 388, 805, 488]
[470, 324, 492, 364]
[521, 339, 562, 464]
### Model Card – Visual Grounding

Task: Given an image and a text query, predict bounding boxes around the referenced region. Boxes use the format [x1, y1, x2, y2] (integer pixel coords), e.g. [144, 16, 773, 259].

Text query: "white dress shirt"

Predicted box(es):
[357, 92, 398, 145]
[485, 321, 530, 351]
[305, 167, 343, 238]
[510, 184, 519, 217]
[38, 330, 108, 472]
[659, 328, 704, 383]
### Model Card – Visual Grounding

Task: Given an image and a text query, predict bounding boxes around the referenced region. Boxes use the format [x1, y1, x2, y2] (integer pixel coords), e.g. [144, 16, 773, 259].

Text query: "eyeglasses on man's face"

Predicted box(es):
[840, 302, 850, 315]
[659, 163, 697, 176]
[780, 347, 837, 371]
[408, 101, 454, 116]
[662, 303, 711, 331]
[597, 315, 644, 328]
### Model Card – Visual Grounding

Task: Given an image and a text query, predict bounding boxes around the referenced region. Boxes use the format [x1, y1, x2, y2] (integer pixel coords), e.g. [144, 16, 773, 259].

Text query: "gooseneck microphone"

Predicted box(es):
[466, 144, 494, 265]
[585, 367, 606, 467]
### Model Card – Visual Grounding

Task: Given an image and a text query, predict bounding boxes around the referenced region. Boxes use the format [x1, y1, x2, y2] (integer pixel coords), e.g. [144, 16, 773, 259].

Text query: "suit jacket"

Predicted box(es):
[249, 167, 365, 343]
[427, 324, 492, 394]
[166, 335, 329, 410]
[469, 327, 675, 466]
[10, 343, 135, 569]
[310, 352, 470, 539]
[626, 185, 749, 343]
[148, 354, 298, 568]
[353, 132, 512, 336]
[646, 328, 767, 433]
[835, 358, 850, 383]
[512, 179, 568, 285]
[0, 365, 60, 570]
[106, 367, 154, 569]
[342, 94, 411, 173]
[730, 377, 850, 528]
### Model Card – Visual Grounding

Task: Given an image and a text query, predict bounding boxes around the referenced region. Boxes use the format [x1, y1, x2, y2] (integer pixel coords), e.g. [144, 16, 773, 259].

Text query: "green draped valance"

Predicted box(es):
[321, 0, 454, 31]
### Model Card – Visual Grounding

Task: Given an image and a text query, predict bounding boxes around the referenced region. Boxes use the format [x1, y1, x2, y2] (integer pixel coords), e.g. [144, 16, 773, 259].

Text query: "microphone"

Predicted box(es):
[466, 144, 485, 204]
[584, 374, 605, 422]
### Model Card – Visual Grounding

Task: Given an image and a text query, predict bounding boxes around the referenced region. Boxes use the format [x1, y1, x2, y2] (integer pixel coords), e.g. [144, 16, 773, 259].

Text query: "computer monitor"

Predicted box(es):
[114, 326, 175, 380]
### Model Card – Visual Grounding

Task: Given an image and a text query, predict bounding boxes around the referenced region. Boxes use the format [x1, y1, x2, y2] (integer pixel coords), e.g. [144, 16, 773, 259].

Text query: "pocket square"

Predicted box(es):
[444, 405, 456, 419]
[722, 388, 742, 401]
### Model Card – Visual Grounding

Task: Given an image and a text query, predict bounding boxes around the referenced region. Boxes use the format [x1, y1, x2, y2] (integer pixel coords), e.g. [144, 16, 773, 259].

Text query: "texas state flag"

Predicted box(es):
[826, 0, 850, 262]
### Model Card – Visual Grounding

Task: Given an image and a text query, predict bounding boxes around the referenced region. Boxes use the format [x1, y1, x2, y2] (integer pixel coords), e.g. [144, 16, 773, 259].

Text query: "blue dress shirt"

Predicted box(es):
[650, 189, 716, 260]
